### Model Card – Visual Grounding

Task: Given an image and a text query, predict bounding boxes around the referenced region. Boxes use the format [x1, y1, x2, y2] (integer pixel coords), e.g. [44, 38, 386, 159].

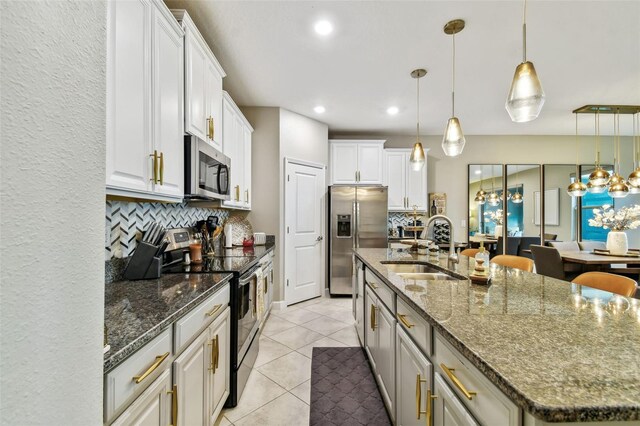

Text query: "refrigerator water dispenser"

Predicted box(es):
[336, 214, 352, 237]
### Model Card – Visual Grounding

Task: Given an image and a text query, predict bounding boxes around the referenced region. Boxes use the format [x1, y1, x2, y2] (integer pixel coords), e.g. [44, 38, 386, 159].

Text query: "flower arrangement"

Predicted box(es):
[483, 209, 509, 225]
[588, 204, 640, 231]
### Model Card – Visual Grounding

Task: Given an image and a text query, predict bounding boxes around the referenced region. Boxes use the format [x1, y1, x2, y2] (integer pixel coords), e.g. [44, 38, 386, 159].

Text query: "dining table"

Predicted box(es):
[558, 250, 640, 266]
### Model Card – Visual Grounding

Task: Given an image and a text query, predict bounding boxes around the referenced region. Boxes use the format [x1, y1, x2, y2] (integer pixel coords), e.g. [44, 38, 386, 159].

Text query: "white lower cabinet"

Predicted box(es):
[173, 307, 230, 426]
[433, 373, 479, 426]
[111, 369, 173, 426]
[396, 325, 433, 426]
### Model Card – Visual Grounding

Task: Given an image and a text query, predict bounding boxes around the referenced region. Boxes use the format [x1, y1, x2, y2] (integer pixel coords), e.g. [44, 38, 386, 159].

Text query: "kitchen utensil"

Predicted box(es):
[156, 240, 169, 257]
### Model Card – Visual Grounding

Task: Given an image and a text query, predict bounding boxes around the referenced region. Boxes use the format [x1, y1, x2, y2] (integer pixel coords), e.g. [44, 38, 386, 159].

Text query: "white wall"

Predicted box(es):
[0, 2, 106, 424]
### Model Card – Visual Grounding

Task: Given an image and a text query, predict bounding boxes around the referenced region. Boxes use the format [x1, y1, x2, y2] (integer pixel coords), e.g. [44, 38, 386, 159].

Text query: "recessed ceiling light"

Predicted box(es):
[475, 170, 482, 175]
[314, 106, 326, 114]
[387, 106, 399, 116]
[314, 20, 333, 36]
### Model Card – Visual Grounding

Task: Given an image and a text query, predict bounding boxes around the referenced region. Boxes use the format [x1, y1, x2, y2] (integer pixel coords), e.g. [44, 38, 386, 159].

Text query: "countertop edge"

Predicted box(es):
[355, 251, 640, 423]
[103, 272, 233, 373]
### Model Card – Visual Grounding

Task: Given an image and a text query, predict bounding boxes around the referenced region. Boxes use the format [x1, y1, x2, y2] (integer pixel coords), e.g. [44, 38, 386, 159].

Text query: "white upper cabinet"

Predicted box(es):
[329, 140, 385, 185]
[173, 10, 226, 151]
[222, 92, 253, 210]
[383, 148, 428, 211]
[106, 0, 184, 202]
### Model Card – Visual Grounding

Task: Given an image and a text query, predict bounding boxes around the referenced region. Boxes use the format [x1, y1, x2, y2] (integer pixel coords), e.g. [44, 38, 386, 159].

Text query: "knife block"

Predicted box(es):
[123, 241, 162, 280]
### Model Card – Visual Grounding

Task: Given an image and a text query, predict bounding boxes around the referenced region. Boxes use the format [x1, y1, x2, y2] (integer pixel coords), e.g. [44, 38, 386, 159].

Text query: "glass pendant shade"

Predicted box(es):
[587, 181, 607, 194]
[628, 181, 640, 194]
[409, 142, 426, 171]
[566, 181, 587, 197]
[588, 167, 610, 186]
[476, 189, 487, 198]
[511, 191, 524, 203]
[474, 194, 486, 205]
[505, 61, 545, 123]
[442, 117, 466, 157]
[487, 192, 501, 207]
[608, 177, 629, 198]
[628, 168, 640, 187]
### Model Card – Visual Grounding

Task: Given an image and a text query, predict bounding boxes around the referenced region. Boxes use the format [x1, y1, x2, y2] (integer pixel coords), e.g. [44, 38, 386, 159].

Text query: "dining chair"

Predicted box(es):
[530, 245, 565, 280]
[491, 255, 535, 272]
[518, 236, 540, 259]
[460, 248, 480, 258]
[578, 240, 606, 251]
[549, 241, 580, 252]
[572, 272, 638, 297]
[506, 237, 521, 256]
[544, 233, 558, 241]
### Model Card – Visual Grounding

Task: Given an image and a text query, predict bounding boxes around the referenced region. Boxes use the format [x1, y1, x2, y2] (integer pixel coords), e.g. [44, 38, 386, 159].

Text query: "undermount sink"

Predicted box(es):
[381, 262, 461, 281]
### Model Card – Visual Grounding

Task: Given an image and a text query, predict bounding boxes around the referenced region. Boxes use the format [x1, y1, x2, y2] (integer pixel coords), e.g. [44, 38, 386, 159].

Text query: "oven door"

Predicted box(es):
[237, 266, 259, 362]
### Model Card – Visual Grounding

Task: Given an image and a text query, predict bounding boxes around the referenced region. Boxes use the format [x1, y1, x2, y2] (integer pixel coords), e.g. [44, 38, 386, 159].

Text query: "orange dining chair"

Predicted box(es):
[491, 255, 534, 272]
[460, 248, 480, 258]
[572, 272, 638, 297]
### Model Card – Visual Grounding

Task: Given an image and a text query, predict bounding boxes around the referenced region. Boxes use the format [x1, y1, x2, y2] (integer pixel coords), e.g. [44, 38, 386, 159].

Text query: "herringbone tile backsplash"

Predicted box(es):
[105, 201, 228, 259]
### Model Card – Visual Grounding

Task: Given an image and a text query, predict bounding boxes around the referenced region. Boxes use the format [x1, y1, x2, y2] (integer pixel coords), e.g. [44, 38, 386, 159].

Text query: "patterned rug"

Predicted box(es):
[310, 347, 391, 426]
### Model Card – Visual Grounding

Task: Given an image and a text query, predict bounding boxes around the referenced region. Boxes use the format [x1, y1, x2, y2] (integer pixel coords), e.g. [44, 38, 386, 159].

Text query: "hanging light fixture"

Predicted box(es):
[587, 110, 610, 193]
[505, 0, 545, 123]
[475, 166, 486, 204]
[628, 113, 640, 193]
[487, 165, 501, 207]
[567, 113, 588, 197]
[409, 69, 427, 171]
[608, 110, 629, 198]
[511, 166, 524, 203]
[442, 19, 466, 157]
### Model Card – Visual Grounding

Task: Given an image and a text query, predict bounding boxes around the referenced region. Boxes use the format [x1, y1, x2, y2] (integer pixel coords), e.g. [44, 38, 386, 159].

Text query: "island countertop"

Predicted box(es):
[354, 248, 640, 423]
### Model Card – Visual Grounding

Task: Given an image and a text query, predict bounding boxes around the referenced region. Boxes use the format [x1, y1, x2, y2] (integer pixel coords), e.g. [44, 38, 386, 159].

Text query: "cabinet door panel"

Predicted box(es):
[221, 98, 238, 207]
[376, 303, 395, 418]
[357, 144, 383, 184]
[384, 151, 407, 210]
[152, 9, 183, 198]
[209, 309, 230, 422]
[364, 285, 377, 367]
[173, 330, 209, 426]
[184, 27, 207, 140]
[406, 156, 427, 211]
[206, 62, 224, 150]
[331, 144, 358, 184]
[106, 0, 152, 193]
[233, 115, 245, 206]
[433, 374, 478, 426]
[396, 325, 432, 426]
[111, 369, 171, 426]
[243, 126, 252, 209]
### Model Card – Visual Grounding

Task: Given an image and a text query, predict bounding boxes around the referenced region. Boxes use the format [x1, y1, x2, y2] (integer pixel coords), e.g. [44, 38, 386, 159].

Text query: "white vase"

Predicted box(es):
[606, 231, 628, 255]
[494, 225, 503, 238]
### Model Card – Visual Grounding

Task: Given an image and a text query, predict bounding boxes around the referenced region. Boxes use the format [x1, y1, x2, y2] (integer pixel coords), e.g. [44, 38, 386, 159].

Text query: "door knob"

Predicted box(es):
[316, 236, 323, 242]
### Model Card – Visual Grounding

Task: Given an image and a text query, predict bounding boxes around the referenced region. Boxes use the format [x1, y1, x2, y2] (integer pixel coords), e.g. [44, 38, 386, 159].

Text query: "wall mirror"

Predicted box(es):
[468, 164, 502, 252]
[504, 165, 541, 256]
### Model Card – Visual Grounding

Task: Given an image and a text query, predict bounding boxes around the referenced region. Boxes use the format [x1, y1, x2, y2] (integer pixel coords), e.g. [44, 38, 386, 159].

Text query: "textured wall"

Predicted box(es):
[0, 2, 106, 424]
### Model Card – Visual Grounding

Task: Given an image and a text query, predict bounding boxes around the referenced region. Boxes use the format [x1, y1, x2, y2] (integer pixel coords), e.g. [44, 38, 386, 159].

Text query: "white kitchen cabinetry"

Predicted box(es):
[329, 140, 385, 185]
[433, 373, 479, 426]
[396, 325, 433, 426]
[222, 92, 253, 210]
[111, 369, 174, 426]
[353, 258, 365, 344]
[173, 10, 226, 151]
[365, 284, 395, 421]
[383, 148, 428, 211]
[106, 0, 184, 202]
[173, 307, 230, 426]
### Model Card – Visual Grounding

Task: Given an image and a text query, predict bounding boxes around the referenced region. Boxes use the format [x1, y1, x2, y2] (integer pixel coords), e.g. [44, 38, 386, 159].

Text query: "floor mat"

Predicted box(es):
[310, 347, 391, 426]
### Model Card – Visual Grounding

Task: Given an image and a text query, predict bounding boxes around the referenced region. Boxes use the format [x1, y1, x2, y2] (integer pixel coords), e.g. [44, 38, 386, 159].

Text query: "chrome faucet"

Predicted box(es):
[423, 214, 458, 269]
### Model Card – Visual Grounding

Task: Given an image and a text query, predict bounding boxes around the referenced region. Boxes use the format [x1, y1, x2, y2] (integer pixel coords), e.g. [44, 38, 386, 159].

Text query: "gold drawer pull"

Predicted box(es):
[416, 375, 437, 424]
[206, 304, 223, 317]
[398, 313, 415, 329]
[370, 304, 377, 330]
[132, 351, 170, 384]
[367, 281, 378, 290]
[159, 151, 164, 185]
[208, 335, 219, 373]
[167, 384, 178, 426]
[149, 150, 158, 184]
[441, 363, 476, 400]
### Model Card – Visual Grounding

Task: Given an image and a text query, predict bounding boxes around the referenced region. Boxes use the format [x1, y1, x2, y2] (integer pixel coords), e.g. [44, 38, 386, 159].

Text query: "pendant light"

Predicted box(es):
[487, 166, 501, 207]
[511, 166, 524, 203]
[628, 113, 640, 193]
[409, 69, 427, 171]
[442, 19, 466, 157]
[505, 0, 545, 123]
[587, 111, 610, 193]
[608, 110, 629, 198]
[475, 166, 486, 204]
[567, 113, 588, 197]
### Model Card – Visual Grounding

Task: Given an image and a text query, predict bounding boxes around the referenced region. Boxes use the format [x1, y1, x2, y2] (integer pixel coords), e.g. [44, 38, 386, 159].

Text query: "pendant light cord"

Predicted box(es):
[522, 0, 527, 63]
[595, 110, 601, 166]
[452, 32, 456, 117]
[416, 74, 420, 142]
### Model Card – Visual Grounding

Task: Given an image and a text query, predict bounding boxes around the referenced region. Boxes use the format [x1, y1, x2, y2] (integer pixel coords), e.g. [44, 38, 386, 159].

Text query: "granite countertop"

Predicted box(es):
[104, 272, 232, 372]
[164, 243, 275, 274]
[354, 248, 640, 423]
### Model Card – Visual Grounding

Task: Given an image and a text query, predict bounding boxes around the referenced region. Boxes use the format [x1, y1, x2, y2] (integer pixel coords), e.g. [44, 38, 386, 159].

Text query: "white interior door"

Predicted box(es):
[285, 159, 325, 305]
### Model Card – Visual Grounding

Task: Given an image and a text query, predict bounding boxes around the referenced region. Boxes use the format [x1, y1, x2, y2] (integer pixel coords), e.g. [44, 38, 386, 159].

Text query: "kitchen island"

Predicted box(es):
[354, 248, 640, 425]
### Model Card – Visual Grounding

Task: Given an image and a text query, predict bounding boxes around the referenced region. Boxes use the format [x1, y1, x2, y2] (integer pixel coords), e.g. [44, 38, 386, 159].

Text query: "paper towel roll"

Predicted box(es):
[224, 224, 233, 248]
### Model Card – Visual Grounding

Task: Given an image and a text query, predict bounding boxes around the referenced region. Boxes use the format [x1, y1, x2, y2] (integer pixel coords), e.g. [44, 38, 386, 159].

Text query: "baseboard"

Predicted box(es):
[272, 300, 287, 311]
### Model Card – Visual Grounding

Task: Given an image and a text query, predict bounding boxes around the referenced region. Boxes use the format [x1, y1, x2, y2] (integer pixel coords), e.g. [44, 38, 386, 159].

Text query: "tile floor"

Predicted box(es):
[217, 295, 358, 425]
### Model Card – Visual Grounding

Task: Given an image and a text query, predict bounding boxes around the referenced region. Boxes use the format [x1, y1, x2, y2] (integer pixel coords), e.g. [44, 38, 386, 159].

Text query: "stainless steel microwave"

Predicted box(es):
[184, 136, 230, 201]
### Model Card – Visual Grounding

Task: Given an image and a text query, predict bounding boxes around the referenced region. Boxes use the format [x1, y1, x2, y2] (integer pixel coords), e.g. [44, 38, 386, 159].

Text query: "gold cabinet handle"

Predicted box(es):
[215, 335, 219, 369]
[206, 117, 211, 139]
[210, 116, 214, 141]
[427, 389, 437, 426]
[149, 150, 158, 183]
[440, 363, 476, 400]
[245, 189, 249, 203]
[159, 151, 164, 185]
[167, 384, 178, 426]
[416, 374, 426, 419]
[367, 281, 378, 290]
[206, 304, 222, 317]
[132, 351, 169, 384]
[398, 313, 415, 329]
[370, 304, 376, 330]
[208, 335, 219, 373]
[235, 185, 240, 202]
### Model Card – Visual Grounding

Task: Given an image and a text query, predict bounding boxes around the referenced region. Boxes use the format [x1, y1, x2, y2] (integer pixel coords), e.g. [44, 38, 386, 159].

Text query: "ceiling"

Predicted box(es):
[166, 0, 640, 135]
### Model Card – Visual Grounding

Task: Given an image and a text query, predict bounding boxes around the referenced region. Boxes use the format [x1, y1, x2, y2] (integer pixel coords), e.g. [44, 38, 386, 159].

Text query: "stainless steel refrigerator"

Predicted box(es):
[328, 185, 388, 295]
